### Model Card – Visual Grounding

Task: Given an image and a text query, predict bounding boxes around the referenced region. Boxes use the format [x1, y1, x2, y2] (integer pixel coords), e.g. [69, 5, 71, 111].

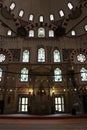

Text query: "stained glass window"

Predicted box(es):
[38, 48, 45, 62]
[22, 50, 29, 62]
[54, 50, 60, 62]
[29, 30, 34, 37]
[7, 30, 12, 36]
[85, 25, 87, 31]
[50, 14, 54, 21]
[10, 2, 16, 10]
[0, 54, 6, 62]
[20, 68, 28, 82]
[49, 30, 54, 37]
[0, 68, 2, 81]
[19, 10, 24, 17]
[38, 28, 45, 37]
[67, 2, 73, 10]
[54, 68, 62, 82]
[59, 10, 65, 17]
[29, 14, 34, 21]
[71, 30, 76, 36]
[77, 54, 86, 62]
[80, 68, 87, 81]
[39, 16, 44, 22]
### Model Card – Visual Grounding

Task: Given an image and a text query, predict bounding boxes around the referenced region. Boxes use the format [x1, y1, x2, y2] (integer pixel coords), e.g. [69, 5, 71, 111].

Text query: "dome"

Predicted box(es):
[0, 0, 87, 37]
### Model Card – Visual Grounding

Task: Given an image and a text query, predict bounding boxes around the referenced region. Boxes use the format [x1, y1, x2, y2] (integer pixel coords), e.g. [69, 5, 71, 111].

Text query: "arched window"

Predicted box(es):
[38, 48, 45, 62]
[10, 2, 16, 10]
[7, 30, 12, 36]
[77, 54, 86, 62]
[0, 54, 6, 62]
[80, 68, 87, 81]
[22, 50, 29, 62]
[71, 30, 76, 36]
[29, 14, 34, 21]
[39, 16, 44, 22]
[67, 2, 73, 10]
[50, 14, 54, 21]
[53, 50, 60, 62]
[29, 30, 34, 37]
[54, 68, 62, 82]
[20, 68, 28, 82]
[85, 25, 87, 31]
[0, 68, 3, 81]
[19, 10, 24, 17]
[59, 10, 65, 17]
[38, 27, 45, 37]
[49, 30, 54, 37]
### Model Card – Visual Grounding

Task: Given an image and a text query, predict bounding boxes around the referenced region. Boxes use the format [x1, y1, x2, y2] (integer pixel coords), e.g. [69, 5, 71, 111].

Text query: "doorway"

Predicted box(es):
[82, 95, 87, 113]
[18, 97, 29, 113]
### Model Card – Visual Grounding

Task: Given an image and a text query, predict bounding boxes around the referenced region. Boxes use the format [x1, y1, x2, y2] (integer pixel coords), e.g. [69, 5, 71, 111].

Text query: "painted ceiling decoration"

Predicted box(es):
[0, 0, 87, 37]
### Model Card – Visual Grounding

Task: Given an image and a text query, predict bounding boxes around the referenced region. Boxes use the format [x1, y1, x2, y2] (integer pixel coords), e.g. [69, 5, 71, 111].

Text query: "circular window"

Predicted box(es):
[77, 54, 86, 62]
[0, 54, 6, 62]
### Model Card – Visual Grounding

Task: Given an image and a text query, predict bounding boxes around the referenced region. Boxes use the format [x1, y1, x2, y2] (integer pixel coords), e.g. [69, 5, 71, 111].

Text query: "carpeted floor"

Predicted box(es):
[0, 116, 87, 130]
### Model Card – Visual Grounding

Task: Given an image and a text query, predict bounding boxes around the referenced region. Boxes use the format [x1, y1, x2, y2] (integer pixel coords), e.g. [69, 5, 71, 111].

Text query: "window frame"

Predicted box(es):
[77, 53, 86, 63]
[54, 68, 62, 82]
[49, 30, 54, 37]
[71, 30, 76, 36]
[39, 15, 44, 22]
[50, 14, 55, 21]
[7, 30, 12, 36]
[18, 97, 29, 112]
[9, 2, 16, 10]
[29, 14, 34, 21]
[53, 49, 61, 63]
[18, 10, 24, 18]
[38, 27, 45, 37]
[29, 30, 34, 37]
[38, 48, 45, 63]
[22, 50, 30, 63]
[59, 9, 65, 17]
[0, 68, 3, 82]
[55, 96, 65, 112]
[80, 67, 87, 81]
[0, 54, 6, 63]
[20, 68, 29, 82]
[84, 25, 87, 31]
[67, 2, 73, 10]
